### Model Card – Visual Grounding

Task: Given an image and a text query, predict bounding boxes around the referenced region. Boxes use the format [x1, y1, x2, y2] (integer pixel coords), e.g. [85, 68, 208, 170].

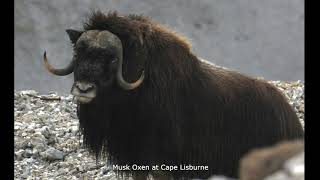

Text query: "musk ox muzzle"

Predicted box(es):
[43, 30, 145, 91]
[71, 81, 97, 104]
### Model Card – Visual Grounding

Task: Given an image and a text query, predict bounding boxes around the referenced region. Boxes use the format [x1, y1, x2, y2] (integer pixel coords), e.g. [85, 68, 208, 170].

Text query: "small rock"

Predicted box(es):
[21, 170, 30, 179]
[25, 157, 35, 163]
[58, 168, 69, 175]
[86, 162, 97, 170]
[40, 126, 51, 139]
[17, 104, 27, 111]
[15, 149, 25, 160]
[23, 149, 33, 158]
[40, 147, 65, 161]
[77, 166, 84, 172]
[47, 136, 56, 145]
[32, 149, 40, 158]
[68, 168, 77, 175]
[101, 166, 110, 175]
[64, 107, 71, 113]
[70, 126, 78, 133]
[17, 140, 33, 149]
[30, 135, 46, 148]
[20, 90, 38, 96]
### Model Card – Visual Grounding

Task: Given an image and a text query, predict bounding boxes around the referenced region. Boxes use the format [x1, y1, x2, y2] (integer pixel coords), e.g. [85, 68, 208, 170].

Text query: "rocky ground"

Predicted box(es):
[14, 81, 304, 180]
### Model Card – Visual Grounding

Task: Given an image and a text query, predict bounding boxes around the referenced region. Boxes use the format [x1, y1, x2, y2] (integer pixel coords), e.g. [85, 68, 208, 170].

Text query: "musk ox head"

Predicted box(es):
[43, 29, 144, 104]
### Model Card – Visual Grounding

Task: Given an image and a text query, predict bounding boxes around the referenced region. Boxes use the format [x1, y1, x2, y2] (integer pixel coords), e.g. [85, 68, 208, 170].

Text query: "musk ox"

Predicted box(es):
[239, 140, 304, 180]
[43, 11, 304, 179]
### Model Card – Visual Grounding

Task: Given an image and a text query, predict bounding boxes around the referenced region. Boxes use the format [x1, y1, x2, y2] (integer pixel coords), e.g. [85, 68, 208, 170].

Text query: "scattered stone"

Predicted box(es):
[40, 126, 51, 139]
[23, 149, 33, 158]
[40, 147, 65, 161]
[15, 149, 25, 161]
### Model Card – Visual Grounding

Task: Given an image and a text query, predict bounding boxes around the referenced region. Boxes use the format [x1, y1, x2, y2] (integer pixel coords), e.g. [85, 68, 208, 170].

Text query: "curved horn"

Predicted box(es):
[116, 49, 144, 90]
[43, 51, 75, 76]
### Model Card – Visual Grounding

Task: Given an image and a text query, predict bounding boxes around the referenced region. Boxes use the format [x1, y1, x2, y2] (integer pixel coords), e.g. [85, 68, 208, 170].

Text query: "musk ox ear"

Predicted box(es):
[66, 29, 82, 44]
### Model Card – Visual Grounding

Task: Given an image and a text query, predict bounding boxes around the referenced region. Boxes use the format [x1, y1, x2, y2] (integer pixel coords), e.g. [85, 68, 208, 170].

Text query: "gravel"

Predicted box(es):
[14, 81, 304, 179]
[269, 80, 305, 129]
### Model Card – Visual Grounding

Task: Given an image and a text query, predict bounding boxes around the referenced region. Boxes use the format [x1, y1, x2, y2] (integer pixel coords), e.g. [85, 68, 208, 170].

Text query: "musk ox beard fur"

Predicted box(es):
[71, 11, 304, 179]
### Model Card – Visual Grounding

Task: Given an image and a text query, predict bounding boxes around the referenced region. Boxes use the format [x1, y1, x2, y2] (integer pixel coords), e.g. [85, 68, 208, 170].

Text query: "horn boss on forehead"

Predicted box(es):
[77, 30, 122, 48]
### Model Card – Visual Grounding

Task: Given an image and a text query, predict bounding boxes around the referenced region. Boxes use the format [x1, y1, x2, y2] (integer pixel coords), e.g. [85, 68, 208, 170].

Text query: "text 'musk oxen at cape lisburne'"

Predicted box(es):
[43, 11, 304, 180]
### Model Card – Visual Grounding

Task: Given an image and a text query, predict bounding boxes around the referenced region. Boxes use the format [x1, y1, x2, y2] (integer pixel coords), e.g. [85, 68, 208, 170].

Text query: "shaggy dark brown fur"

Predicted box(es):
[68, 11, 303, 179]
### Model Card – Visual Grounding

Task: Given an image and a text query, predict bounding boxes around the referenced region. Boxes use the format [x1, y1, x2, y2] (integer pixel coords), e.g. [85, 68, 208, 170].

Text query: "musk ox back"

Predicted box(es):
[43, 11, 304, 179]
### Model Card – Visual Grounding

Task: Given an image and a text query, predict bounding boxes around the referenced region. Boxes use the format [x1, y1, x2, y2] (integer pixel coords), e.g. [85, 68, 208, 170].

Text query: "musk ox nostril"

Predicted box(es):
[75, 82, 95, 93]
